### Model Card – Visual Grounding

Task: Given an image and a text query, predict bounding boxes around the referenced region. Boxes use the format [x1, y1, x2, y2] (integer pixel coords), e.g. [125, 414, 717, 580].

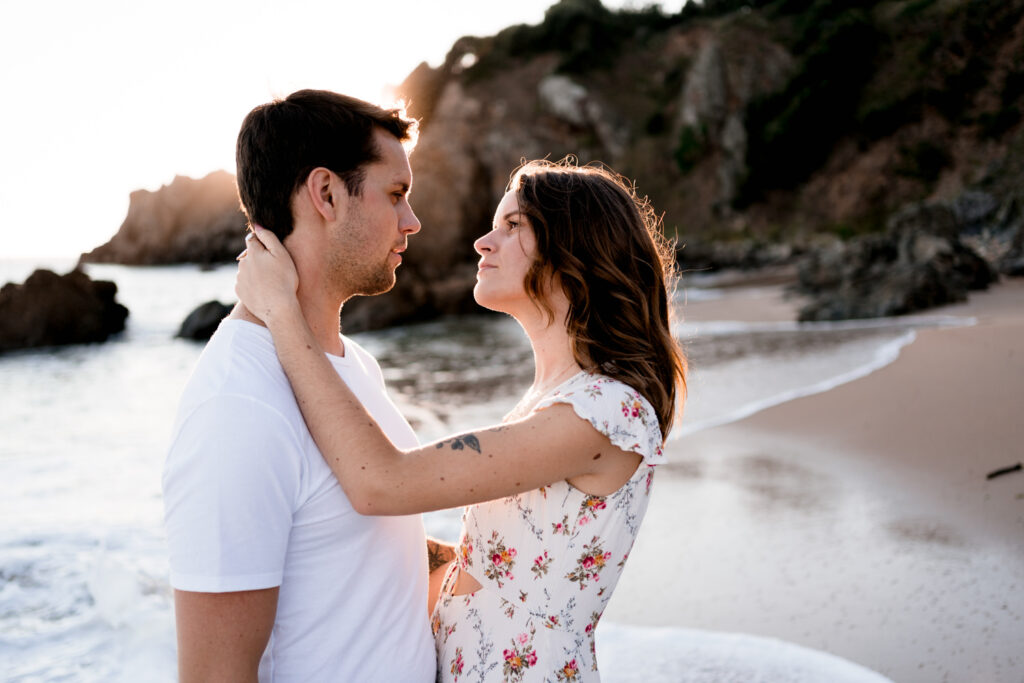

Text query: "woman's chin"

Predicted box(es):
[472, 286, 509, 314]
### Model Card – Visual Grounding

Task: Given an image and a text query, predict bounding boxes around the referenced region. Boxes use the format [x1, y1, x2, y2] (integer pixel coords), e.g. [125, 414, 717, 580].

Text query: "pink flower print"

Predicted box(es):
[483, 532, 517, 587]
[502, 633, 538, 680]
[531, 551, 551, 579]
[566, 538, 612, 590]
[450, 646, 464, 679]
[545, 614, 560, 629]
[577, 495, 606, 525]
[458, 540, 473, 568]
[621, 397, 643, 418]
[556, 658, 580, 681]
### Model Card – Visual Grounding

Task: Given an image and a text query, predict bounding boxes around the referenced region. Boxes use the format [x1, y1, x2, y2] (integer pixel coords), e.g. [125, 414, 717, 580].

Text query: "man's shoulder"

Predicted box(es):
[177, 320, 298, 428]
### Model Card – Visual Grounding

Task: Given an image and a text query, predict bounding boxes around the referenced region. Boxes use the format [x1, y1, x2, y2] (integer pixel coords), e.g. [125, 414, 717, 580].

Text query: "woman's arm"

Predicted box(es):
[236, 228, 637, 515]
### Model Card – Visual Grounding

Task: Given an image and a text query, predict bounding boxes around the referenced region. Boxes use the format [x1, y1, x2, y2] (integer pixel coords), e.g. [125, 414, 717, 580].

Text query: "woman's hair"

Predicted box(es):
[510, 158, 687, 437]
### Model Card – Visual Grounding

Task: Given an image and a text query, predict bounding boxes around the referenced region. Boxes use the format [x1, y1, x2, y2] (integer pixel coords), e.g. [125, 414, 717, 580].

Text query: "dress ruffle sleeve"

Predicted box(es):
[534, 373, 666, 464]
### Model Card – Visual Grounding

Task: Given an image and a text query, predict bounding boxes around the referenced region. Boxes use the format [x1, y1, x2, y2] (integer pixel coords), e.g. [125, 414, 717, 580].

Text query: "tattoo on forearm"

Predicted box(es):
[436, 433, 481, 453]
[427, 537, 456, 572]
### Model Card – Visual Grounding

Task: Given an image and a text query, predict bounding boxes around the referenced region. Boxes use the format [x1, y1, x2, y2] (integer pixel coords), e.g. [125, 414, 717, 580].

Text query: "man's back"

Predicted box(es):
[164, 319, 435, 681]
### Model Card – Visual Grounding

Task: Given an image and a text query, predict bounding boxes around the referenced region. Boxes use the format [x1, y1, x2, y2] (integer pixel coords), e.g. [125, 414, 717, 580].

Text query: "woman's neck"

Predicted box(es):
[517, 307, 582, 393]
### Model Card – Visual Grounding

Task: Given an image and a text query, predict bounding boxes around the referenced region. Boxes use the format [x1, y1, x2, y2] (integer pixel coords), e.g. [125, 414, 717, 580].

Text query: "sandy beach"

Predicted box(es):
[605, 278, 1024, 683]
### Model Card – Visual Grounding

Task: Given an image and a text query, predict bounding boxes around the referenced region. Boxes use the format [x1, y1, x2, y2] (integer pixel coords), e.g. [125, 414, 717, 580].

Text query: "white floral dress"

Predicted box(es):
[432, 372, 665, 682]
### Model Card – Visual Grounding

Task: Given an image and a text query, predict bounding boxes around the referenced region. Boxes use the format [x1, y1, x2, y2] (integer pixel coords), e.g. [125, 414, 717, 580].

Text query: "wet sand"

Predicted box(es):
[605, 278, 1024, 683]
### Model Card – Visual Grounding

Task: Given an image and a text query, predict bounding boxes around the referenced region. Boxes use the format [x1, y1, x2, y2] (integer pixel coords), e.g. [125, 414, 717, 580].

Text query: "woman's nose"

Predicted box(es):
[473, 233, 493, 254]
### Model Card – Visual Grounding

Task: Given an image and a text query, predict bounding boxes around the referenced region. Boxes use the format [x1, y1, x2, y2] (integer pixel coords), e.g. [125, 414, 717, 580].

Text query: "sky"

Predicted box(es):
[1, 0, 684, 260]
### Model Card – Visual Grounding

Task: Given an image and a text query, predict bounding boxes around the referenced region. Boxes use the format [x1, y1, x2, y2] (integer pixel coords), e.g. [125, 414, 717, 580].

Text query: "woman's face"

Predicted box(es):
[473, 190, 539, 314]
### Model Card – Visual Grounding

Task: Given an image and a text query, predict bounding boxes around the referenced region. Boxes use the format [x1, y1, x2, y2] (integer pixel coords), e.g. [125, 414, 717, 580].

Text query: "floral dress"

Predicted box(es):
[432, 372, 665, 682]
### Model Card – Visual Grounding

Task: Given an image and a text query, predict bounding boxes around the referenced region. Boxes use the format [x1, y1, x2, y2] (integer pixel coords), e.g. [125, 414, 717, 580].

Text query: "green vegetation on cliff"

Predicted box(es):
[405, 0, 1024, 252]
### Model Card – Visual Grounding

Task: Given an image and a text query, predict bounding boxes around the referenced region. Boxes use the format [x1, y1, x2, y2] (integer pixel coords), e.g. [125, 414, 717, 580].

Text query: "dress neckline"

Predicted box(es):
[504, 370, 591, 423]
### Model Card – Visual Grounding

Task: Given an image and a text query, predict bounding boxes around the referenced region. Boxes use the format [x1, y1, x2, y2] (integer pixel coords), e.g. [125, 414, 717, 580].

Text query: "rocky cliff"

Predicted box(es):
[80, 0, 1024, 328]
[398, 0, 1024, 263]
[80, 171, 247, 265]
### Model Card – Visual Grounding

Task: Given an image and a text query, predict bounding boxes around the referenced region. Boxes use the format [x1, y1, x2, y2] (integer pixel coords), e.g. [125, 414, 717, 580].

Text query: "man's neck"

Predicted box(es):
[230, 289, 345, 357]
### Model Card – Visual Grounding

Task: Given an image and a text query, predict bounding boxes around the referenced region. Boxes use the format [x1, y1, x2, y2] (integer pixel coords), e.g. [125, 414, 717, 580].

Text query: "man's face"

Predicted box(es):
[328, 128, 420, 297]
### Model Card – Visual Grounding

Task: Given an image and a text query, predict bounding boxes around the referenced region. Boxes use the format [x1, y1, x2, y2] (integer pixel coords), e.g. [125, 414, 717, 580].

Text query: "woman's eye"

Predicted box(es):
[506, 221, 518, 231]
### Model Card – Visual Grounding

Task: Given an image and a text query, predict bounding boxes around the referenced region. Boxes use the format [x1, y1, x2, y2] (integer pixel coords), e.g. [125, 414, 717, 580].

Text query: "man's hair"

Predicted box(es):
[235, 89, 417, 241]
[510, 158, 688, 437]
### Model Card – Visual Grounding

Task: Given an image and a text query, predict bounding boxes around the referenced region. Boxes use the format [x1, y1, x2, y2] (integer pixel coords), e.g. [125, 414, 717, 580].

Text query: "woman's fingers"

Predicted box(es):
[251, 224, 284, 255]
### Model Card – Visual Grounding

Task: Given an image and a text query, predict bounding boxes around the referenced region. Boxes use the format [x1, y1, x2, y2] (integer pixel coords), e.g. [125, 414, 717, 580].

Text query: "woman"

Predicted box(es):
[236, 158, 686, 681]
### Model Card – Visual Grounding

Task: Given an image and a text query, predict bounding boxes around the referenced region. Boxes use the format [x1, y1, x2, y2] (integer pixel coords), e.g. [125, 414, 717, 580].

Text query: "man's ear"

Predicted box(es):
[303, 167, 344, 222]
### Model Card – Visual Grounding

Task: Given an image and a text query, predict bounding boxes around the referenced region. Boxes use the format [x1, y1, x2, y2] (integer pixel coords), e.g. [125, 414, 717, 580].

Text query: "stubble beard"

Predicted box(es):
[328, 213, 398, 298]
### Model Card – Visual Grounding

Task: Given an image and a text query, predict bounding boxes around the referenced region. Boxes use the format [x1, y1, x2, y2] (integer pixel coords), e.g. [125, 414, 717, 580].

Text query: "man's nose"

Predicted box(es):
[400, 205, 421, 235]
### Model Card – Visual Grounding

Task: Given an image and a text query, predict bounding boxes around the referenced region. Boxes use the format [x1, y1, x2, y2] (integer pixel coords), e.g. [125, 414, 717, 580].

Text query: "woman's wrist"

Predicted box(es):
[263, 298, 305, 334]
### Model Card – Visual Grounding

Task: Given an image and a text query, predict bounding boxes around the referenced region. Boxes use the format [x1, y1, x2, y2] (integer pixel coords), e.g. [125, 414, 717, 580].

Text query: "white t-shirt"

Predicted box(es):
[163, 319, 435, 682]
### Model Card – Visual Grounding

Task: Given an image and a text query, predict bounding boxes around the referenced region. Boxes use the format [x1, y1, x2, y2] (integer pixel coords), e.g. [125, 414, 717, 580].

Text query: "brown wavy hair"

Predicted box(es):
[510, 158, 687, 437]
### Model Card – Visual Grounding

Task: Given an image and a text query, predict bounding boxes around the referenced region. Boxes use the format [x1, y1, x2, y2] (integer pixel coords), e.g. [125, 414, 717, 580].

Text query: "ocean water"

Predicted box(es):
[0, 261, 968, 681]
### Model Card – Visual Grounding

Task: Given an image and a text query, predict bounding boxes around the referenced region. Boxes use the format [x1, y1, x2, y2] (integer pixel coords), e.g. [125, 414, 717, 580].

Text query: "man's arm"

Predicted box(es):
[165, 397, 301, 682]
[175, 587, 279, 683]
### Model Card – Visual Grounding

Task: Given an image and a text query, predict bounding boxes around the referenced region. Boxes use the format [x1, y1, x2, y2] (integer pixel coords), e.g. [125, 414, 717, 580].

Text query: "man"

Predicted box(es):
[163, 90, 446, 682]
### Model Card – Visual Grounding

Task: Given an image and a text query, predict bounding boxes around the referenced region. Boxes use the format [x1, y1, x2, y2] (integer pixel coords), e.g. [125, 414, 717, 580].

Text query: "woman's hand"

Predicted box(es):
[235, 225, 300, 325]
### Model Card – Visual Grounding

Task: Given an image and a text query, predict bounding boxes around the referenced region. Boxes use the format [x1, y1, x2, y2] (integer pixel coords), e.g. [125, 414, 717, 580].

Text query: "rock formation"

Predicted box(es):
[796, 202, 997, 321]
[176, 300, 234, 340]
[80, 0, 1024, 327]
[81, 171, 246, 265]
[0, 269, 129, 352]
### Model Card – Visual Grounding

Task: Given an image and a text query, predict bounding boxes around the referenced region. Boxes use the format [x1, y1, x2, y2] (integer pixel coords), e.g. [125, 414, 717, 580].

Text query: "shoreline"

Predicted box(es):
[606, 278, 1024, 683]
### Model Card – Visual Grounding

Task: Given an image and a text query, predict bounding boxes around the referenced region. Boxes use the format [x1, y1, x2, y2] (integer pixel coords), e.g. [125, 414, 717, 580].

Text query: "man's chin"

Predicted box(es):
[355, 272, 397, 297]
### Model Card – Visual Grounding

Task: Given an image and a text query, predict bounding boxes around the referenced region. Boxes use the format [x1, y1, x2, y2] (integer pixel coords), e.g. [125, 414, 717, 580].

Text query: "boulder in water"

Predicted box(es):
[0, 268, 129, 352]
[176, 300, 234, 340]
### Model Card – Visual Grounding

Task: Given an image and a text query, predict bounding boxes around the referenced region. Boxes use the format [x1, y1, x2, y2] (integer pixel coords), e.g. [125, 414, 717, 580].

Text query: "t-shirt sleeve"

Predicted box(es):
[534, 375, 666, 464]
[163, 394, 304, 593]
